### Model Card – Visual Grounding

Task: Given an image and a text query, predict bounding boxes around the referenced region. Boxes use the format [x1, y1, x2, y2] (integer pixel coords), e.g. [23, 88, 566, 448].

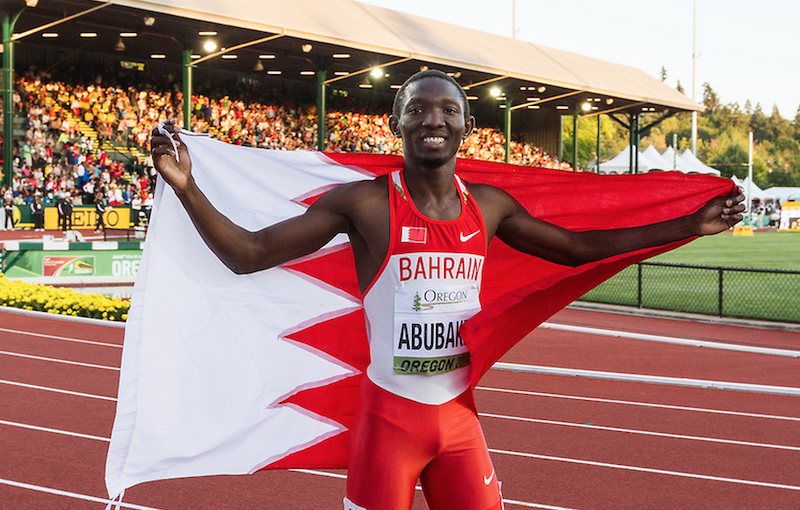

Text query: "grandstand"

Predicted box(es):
[1, 0, 703, 197]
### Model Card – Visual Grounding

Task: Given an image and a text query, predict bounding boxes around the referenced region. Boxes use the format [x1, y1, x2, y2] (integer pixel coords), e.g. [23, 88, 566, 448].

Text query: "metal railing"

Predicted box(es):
[579, 262, 800, 324]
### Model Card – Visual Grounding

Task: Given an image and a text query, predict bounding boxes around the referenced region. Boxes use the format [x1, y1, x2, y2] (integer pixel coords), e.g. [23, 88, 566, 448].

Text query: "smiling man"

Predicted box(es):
[150, 69, 744, 510]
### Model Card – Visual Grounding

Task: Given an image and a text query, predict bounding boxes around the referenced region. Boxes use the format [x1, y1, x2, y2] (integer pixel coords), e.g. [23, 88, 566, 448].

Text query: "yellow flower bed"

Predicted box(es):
[0, 274, 129, 322]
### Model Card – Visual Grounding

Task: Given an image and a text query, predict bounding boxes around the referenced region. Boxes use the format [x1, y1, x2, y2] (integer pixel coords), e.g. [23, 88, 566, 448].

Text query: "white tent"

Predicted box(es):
[678, 150, 721, 176]
[599, 145, 666, 174]
[642, 145, 671, 170]
[661, 146, 698, 173]
[763, 187, 800, 203]
[741, 177, 776, 201]
[661, 146, 679, 170]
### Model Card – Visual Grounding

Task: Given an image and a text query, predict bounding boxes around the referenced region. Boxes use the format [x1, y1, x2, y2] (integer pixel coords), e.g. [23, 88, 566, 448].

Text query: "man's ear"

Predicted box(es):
[388, 115, 400, 137]
[462, 115, 476, 139]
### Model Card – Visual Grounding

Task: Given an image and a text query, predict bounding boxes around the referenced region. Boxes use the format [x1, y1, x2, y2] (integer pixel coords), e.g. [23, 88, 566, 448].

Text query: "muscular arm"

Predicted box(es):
[175, 177, 352, 274]
[150, 120, 359, 275]
[472, 184, 744, 267]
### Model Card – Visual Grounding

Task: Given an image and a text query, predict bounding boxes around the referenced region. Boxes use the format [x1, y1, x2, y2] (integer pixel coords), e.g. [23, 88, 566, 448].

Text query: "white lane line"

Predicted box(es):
[540, 322, 800, 358]
[0, 350, 120, 371]
[501, 501, 581, 510]
[0, 478, 162, 510]
[0, 419, 110, 442]
[493, 362, 800, 397]
[0, 379, 117, 401]
[290, 469, 347, 480]
[7, 419, 795, 498]
[0, 326, 122, 348]
[489, 448, 800, 491]
[479, 412, 800, 451]
[476, 386, 800, 422]
[289, 469, 574, 509]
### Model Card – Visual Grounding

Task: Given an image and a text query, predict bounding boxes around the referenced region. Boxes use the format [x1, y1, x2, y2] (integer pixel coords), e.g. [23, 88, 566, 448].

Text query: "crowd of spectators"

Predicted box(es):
[1, 69, 573, 226]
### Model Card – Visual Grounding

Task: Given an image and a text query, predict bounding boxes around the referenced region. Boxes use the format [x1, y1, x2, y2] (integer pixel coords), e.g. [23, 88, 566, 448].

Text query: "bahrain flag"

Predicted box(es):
[106, 132, 735, 499]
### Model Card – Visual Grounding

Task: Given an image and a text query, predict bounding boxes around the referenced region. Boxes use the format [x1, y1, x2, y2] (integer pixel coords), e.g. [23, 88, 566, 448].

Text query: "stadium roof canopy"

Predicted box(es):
[9, 0, 702, 117]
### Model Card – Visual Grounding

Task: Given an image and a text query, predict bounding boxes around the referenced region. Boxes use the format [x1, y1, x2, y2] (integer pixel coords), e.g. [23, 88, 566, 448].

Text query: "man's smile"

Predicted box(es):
[422, 136, 446, 146]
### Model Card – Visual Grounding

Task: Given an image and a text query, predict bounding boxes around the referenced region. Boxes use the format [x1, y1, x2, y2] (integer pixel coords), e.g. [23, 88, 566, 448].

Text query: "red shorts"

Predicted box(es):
[345, 378, 502, 510]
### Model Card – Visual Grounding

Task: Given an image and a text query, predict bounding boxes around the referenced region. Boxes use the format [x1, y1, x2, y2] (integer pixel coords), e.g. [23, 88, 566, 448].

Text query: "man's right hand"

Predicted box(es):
[150, 119, 193, 193]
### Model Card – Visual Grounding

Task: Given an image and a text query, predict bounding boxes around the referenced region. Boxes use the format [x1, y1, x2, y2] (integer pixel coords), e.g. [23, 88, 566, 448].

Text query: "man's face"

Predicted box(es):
[389, 77, 475, 169]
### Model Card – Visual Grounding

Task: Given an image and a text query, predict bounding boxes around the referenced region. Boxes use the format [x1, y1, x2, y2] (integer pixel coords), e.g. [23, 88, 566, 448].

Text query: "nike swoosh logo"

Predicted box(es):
[460, 230, 480, 242]
[484, 469, 495, 485]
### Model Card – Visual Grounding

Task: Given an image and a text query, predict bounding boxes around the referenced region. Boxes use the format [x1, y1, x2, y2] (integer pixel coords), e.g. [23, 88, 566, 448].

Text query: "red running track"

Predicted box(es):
[1, 305, 799, 509]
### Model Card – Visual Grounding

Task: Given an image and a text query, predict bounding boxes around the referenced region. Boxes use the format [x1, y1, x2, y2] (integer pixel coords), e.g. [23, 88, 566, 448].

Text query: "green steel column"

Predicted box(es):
[182, 49, 192, 132]
[628, 113, 635, 174]
[596, 114, 601, 173]
[2, 12, 13, 187]
[634, 114, 640, 174]
[572, 110, 578, 171]
[317, 70, 326, 152]
[503, 97, 511, 164]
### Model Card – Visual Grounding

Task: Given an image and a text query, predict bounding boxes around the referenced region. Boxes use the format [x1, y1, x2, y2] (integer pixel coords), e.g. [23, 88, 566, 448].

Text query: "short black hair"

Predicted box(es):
[392, 69, 470, 121]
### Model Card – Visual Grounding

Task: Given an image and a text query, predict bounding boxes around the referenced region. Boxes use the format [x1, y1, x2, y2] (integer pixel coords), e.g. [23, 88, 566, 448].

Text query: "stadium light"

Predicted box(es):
[370, 68, 383, 78]
[490, 87, 501, 97]
[203, 40, 217, 52]
[581, 102, 591, 112]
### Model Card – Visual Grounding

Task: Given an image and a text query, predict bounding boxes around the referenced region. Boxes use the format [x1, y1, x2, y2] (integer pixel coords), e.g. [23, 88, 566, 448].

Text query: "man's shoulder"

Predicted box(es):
[317, 174, 389, 214]
[332, 174, 388, 198]
[461, 179, 519, 219]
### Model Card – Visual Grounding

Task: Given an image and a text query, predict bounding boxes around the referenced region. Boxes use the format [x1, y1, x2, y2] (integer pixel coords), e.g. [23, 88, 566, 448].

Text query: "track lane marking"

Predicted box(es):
[0, 379, 117, 401]
[289, 469, 574, 509]
[0, 326, 122, 348]
[540, 322, 800, 357]
[489, 448, 800, 491]
[0, 419, 110, 442]
[5, 419, 797, 493]
[0, 350, 120, 371]
[493, 362, 800, 396]
[0, 478, 162, 510]
[476, 386, 800, 422]
[479, 412, 800, 451]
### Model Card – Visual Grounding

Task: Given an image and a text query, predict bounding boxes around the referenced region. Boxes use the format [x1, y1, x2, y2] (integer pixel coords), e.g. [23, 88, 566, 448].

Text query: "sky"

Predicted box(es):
[357, 0, 800, 120]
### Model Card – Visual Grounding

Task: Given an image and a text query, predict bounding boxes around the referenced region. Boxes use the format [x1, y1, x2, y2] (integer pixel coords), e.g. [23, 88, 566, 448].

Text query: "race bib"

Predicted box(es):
[393, 283, 479, 375]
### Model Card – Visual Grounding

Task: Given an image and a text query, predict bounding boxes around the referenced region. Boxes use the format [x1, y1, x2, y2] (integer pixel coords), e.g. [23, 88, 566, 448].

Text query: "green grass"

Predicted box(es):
[581, 231, 800, 323]
[651, 231, 800, 270]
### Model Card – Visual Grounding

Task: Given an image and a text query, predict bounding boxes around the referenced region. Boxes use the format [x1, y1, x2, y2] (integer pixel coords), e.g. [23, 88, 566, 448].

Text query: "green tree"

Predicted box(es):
[562, 113, 620, 171]
[589, 80, 799, 187]
[710, 142, 748, 179]
[702, 82, 720, 111]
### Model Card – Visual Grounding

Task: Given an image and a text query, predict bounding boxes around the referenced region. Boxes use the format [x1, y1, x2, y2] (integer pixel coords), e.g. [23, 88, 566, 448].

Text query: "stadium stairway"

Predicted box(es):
[72, 116, 147, 164]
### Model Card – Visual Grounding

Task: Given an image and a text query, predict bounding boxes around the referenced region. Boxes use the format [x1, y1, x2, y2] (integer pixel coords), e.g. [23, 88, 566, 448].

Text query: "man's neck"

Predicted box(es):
[402, 162, 462, 221]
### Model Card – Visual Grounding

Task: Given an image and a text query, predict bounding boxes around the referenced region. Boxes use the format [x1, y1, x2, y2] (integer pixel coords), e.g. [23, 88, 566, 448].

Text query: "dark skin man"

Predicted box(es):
[150, 75, 744, 292]
[150, 70, 745, 510]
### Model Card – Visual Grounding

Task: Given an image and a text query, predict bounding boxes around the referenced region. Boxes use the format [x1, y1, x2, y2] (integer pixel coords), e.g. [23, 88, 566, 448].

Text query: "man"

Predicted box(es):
[31, 196, 44, 231]
[3, 195, 14, 231]
[57, 193, 73, 232]
[151, 69, 744, 510]
[94, 191, 108, 233]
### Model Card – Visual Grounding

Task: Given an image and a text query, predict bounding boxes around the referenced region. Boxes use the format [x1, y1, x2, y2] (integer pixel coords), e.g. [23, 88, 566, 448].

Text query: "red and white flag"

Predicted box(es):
[106, 133, 735, 499]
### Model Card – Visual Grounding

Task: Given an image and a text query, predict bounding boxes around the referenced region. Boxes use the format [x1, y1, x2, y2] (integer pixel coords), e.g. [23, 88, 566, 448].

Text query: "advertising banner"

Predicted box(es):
[778, 202, 800, 232]
[43, 205, 132, 230]
[2, 246, 142, 279]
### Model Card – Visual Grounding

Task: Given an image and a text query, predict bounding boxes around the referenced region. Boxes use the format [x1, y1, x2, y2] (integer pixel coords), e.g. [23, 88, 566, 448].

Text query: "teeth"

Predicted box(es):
[424, 137, 445, 143]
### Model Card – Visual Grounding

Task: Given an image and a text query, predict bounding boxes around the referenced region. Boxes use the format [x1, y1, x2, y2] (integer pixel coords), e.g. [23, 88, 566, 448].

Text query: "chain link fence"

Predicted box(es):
[580, 262, 800, 324]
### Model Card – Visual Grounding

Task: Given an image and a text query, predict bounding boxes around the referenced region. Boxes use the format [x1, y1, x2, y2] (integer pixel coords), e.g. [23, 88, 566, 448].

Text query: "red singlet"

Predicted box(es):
[346, 171, 502, 510]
